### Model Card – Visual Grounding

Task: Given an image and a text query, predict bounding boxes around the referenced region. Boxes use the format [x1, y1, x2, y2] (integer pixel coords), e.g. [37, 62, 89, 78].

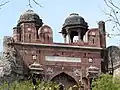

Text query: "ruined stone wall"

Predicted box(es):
[0, 36, 24, 84]
[107, 46, 120, 75]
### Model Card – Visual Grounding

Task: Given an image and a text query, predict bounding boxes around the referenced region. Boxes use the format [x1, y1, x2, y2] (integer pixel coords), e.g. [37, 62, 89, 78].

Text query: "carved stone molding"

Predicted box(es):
[73, 69, 81, 76]
[46, 67, 53, 75]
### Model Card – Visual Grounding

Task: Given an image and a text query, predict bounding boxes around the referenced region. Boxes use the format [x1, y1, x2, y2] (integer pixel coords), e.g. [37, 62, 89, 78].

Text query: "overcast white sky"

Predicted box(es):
[0, 0, 119, 51]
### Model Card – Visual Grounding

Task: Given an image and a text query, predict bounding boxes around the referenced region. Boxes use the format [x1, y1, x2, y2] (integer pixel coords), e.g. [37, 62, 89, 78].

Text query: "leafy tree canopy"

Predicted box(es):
[92, 74, 120, 90]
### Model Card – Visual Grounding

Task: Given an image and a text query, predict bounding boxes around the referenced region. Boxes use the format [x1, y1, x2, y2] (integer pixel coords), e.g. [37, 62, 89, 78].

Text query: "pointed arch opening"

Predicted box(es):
[51, 72, 78, 90]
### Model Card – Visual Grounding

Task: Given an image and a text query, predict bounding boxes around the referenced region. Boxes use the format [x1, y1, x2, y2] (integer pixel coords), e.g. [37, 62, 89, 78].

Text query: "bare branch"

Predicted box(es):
[0, 1, 9, 7]
[112, 9, 120, 26]
[28, 0, 43, 8]
[28, 0, 33, 8]
[103, 10, 116, 21]
[108, 0, 120, 11]
[104, 0, 114, 11]
[33, 0, 43, 7]
[104, 0, 120, 33]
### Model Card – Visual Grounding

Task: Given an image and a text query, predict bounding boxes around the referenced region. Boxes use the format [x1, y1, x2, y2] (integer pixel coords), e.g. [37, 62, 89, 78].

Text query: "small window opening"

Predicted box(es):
[93, 39, 94, 44]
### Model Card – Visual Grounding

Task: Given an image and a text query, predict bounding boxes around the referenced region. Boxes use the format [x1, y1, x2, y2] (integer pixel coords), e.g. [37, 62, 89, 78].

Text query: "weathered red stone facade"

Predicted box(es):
[9, 10, 107, 90]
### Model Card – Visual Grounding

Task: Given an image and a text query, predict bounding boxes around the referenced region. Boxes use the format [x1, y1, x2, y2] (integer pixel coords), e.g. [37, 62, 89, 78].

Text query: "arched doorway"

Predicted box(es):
[51, 72, 78, 90]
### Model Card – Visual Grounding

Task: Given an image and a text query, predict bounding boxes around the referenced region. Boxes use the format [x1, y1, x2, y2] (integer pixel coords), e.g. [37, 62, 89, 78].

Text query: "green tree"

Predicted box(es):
[92, 74, 120, 90]
[0, 80, 81, 90]
[0, 81, 33, 90]
[0, 80, 60, 90]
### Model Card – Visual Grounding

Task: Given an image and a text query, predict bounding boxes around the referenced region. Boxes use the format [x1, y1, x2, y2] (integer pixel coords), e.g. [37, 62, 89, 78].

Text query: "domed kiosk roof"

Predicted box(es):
[63, 13, 88, 28]
[18, 9, 43, 25]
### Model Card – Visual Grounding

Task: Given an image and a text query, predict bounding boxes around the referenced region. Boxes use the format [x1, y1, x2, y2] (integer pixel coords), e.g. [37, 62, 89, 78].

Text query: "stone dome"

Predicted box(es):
[38, 25, 53, 34]
[63, 13, 88, 28]
[18, 9, 43, 25]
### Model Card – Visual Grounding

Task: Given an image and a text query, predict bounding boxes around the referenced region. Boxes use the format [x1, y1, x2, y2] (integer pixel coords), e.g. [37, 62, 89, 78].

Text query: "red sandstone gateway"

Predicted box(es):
[8, 10, 107, 90]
